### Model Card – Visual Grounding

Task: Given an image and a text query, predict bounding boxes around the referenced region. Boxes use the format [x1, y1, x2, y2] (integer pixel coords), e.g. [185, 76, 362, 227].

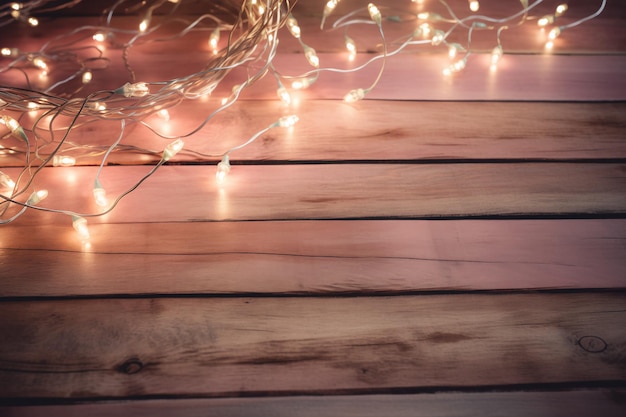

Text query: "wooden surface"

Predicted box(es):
[1, 0, 625, 415]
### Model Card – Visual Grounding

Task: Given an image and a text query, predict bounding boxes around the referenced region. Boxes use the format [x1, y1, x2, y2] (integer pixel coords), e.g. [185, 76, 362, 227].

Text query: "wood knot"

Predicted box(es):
[118, 358, 144, 374]
[577, 336, 607, 353]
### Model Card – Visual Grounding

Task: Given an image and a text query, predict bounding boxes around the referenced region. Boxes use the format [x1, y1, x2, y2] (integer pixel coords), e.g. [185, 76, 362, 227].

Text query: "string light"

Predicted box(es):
[0, 171, 16, 191]
[71, 215, 90, 241]
[216, 154, 231, 185]
[0, 115, 27, 140]
[52, 155, 76, 167]
[93, 179, 107, 208]
[162, 139, 184, 161]
[0, 0, 606, 235]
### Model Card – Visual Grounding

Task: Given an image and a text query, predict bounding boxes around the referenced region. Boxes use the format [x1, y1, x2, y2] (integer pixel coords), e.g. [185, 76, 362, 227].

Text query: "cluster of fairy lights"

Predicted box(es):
[0, 0, 606, 245]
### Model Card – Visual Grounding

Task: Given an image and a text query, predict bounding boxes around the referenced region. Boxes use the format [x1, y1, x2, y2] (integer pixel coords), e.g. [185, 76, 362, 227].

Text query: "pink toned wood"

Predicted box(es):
[2, 163, 624, 224]
[0, 220, 624, 297]
[0, 293, 624, 398]
[3, 101, 624, 167]
[2, 390, 625, 417]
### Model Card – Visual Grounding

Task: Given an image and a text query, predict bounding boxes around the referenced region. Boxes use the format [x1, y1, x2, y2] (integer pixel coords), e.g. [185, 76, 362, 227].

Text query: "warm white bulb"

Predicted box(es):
[93, 32, 106, 42]
[555, 4, 568, 16]
[344, 88, 365, 103]
[82, 70, 92, 84]
[93, 186, 107, 207]
[286, 15, 301, 38]
[323, 0, 339, 17]
[52, 155, 76, 167]
[139, 19, 149, 32]
[367, 3, 382, 25]
[72, 216, 90, 241]
[27, 17, 38, 26]
[277, 87, 291, 105]
[345, 36, 356, 54]
[0, 171, 16, 190]
[431, 30, 445, 46]
[33, 57, 47, 71]
[304, 46, 319, 68]
[216, 155, 231, 185]
[162, 139, 184, 161]
[157, 109, 170, 121]
[209, 28, 220, 50]
[548, 27, 561, 40]
[469, 1, 479, 12]
[491, 45, 503, 66]
[26, 189, 48, 205]
[0, 115, 27, 140]
[119, 82, 150, 97]
[277, 115, 299, 128]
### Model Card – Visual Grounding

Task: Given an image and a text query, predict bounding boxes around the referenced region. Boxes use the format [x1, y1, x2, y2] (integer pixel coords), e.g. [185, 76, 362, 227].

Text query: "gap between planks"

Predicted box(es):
[2, 390, 625, 417]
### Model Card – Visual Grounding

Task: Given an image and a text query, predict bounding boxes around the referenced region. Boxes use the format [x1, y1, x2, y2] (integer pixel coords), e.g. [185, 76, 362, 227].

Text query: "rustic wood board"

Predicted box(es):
[2, 390, 625, 417]
[3, 101, 625, 167]
[3, 163, 624, 224]
[0, 293, 624, 399]
[1, 219, 625, 297]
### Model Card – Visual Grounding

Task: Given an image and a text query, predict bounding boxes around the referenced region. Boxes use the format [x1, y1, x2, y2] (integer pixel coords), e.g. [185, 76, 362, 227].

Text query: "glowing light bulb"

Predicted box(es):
[0, 115, 27, 141]
[27, 102, 39, 111]
[93, 181, 107, 207]
[367, 3, 382, 25]
[277, 86, 291, 105]
[119, 82, 150, 97]
[419, 23, 432, 37]
[344, 88, 365, 103]
[0, 171, 16, 190]
[162, 138, 184, 161]
[1, 48, 12, 57]
[52, 155, 76, 167]
[345, 36, 356, 54]
[304, 45, 319, 68]
[443, 57, 467, 76]
[93, 32, 106, 42]
[286, 15, 301, 38]
[27, 17, 38, 26]
[431, 30, 445, 46]
[157, 109, 170, 121]
[555, 4, 568, 16]
[82, 70, 92, 84]
[209, 28, 220, 50]
[26, 189, 48, 205]
[292, 77, 315, 90]
[11, 3, 21, 10]
[491, 45, 503, 66]
[216, 155, 231, 185]
[139, 18, 149, 33]
[72, 215, 90, 241]
[469, 0, 480, 12]
[548, 27, 561, 40]
[537, 15, 554, 27]
[324, 0, 339, 17]
[545, 40, 554, 50]
[276, 115, 299, 128]
[33, 57, 48, 71]
[448, 43, 463, 59]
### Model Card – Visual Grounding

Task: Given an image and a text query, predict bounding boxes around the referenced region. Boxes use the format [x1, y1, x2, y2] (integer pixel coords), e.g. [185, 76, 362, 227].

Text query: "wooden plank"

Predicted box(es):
[0, 293, 624, 398]
[1, 219, 625, 297]
[2, 163, 624, 224]
[3, 101, 625, 167]
[2, 390, 626, 417]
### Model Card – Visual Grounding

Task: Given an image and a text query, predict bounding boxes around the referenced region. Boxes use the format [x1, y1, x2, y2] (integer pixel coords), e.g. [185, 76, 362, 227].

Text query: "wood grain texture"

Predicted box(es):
[0, 293, 625, 399]
[3, 163, 625, 224]
[2, 390, 626, 417]
[3, 101, 625, 167]
[1, 220, 625, 297]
